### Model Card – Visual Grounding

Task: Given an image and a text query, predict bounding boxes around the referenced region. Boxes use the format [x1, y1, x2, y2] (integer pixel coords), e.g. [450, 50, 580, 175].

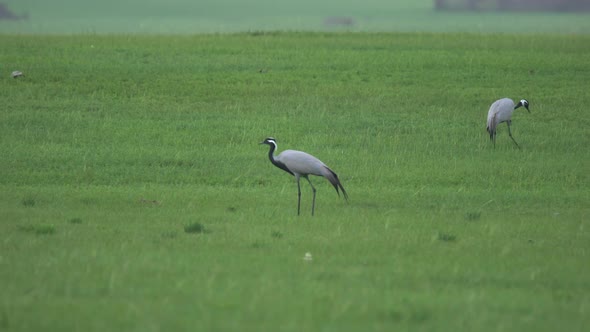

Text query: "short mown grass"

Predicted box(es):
[0, 33, 589, 332]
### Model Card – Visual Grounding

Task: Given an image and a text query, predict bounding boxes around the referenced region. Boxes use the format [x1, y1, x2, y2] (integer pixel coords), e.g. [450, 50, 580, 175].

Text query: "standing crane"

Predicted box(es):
[486, 98, 530, 149]
[260, 137, 348, 216]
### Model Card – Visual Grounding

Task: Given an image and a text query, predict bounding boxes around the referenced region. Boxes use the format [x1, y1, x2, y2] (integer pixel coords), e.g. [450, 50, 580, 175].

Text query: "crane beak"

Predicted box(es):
[525, 105, 530, 113]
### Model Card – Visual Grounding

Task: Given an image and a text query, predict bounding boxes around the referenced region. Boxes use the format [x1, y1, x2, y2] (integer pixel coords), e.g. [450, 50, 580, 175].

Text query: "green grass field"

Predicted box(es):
[1, 32, 589, 331]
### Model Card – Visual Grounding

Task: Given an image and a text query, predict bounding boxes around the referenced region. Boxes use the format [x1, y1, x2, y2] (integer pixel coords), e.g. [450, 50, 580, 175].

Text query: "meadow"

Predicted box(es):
[1, 31, 589, 331]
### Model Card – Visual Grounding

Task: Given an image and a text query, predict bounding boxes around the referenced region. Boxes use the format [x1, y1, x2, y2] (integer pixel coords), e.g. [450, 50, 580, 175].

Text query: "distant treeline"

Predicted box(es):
[0, 3, 28, 20]
[434, 0, 590, 11]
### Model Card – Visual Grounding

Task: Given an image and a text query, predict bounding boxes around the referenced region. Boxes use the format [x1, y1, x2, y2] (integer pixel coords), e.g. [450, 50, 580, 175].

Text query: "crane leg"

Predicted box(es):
[305, 177, 317, 216]
[507, 121, 521, 149]
[296, 178, 301, 216]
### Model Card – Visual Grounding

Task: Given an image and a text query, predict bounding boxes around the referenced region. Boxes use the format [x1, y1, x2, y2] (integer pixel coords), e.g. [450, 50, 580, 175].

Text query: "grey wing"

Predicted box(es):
[487, 103, 499, 133]
[278, 150, 348, 199]
[276, 150, 327, 176]
[487, 98, 514, 133]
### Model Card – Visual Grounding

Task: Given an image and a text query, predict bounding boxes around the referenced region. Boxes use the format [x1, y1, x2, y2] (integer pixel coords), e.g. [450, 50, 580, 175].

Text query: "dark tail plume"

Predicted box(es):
[323, 166, 349, 201]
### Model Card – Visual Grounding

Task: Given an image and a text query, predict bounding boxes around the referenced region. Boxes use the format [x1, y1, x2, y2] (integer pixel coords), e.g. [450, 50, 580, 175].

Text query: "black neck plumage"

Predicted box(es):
[267, 143, 293, 176]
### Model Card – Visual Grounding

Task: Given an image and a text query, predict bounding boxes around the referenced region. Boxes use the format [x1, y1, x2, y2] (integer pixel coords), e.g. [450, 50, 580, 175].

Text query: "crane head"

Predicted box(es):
[260, 137, 277, 147]
[516, 99, 530, 113]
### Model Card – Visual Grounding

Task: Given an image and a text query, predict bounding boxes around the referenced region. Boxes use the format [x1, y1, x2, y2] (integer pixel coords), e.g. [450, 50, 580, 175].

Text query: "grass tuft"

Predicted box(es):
[68, 218, 83, 224]
[17, 224, 56, 235]
[184, 222, 206, 234]
[271, 231, 283, 239]
[437, 232, 457, 242]
[464, 211, 481, 221]
[21, 197, 36, 207]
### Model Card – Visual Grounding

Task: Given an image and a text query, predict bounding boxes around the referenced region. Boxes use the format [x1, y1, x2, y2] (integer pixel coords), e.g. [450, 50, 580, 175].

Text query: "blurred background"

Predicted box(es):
[435, 0, 590, 11]
[1, 0, 589, 34]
